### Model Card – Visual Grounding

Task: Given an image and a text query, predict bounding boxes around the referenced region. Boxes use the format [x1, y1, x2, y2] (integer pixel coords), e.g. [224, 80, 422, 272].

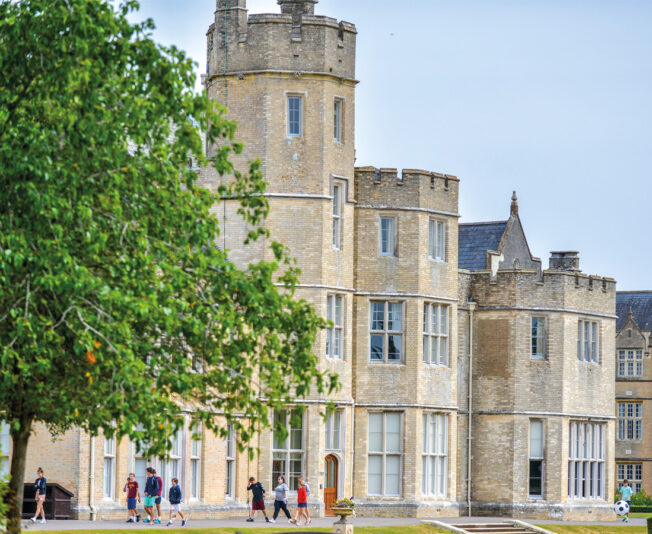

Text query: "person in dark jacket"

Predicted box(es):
[166, 478, 186, 527]
[30, 468, 47, 524]
[143, 467, 159, 523]
[246, 476, 270, 522]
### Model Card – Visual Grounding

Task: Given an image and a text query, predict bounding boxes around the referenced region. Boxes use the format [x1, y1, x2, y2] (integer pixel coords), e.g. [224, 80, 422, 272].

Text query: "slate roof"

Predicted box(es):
[458, 221, 507, 271]
[616, 291, 652, 332]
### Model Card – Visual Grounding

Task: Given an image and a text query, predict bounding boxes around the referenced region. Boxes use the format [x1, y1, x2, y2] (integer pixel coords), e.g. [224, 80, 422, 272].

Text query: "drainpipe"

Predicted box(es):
[350, 402, 355, 499]
[89, 436, 97, 521]
[467, 301, 476, 517]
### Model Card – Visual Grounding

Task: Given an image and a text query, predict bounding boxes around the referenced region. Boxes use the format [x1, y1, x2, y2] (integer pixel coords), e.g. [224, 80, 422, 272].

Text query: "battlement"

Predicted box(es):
[206, 0, 356, 83]
[354, 166, 459, 216]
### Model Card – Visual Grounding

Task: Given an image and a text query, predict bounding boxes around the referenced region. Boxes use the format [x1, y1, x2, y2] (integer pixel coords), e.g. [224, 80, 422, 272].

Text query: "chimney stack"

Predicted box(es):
[549, 251, 580, 271]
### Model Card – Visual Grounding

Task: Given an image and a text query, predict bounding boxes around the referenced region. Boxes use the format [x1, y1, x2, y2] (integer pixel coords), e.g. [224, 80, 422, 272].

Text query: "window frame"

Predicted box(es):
[618, 402, 643, 441]
[103, 435, 116, 499]
[325, 409, 343, 451]
[272, 409, 304, 491]
[567, 422, 605, 500]
[0, 422, 10, 479]
[423, 303, 449, 366]
[326, 294, 344, 360]
[225, 424, 235, 499]
[286, 95, 303, 138]
[617, 349, 643, 378]
[332, 183, 342, 250]
[368, 412, 402, 496]
[369, 300, 404, 363]
[577, 320, 600, 363]
[618, 463, 642, 494]
[379, 216, 397, 256]
[428, 219, 446, 261]
[531, 316, 547, 359]
[528, 420, 544, 498]
[421, 413, 448, 497]
[333, 98, 344, 142]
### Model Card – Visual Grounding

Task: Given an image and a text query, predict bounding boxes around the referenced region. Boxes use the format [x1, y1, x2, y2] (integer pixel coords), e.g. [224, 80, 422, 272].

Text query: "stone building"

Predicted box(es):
[456, 197, 616, 520]
[1, 0, 617, 522]
[615, 291, 652, 496]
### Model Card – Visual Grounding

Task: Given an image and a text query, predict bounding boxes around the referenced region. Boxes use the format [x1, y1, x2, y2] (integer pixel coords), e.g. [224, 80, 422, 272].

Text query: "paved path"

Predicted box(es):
[20, 515, 647, 530]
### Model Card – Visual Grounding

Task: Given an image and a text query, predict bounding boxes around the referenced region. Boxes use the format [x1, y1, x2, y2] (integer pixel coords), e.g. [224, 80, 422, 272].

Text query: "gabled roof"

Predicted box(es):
[458, 221, 507, 271]
[616, 291, 652, 332]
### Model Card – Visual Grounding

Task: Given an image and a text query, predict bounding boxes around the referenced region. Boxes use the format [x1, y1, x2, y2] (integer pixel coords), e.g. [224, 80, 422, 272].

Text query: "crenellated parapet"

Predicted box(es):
[206, 0, 356, 85]
[354, 166, 459, 216]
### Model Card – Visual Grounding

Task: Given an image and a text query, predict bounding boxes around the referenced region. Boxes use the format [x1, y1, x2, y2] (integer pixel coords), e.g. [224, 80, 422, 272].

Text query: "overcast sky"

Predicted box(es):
[127, 0, 652, 290]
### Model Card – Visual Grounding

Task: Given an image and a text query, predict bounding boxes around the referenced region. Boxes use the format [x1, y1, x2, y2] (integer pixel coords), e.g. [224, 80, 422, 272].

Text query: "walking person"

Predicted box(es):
[290, 476, 310, 526]
[246, 476, 270, 522]
[154, 469, 163, 524]
[143, 467, 159, 523]
[619, 479, 633, 523]
[30, 468, 47, 523]
[270, 475, 291, 523]
[166, 478, 187, 527]
[123, 472, 141, 523]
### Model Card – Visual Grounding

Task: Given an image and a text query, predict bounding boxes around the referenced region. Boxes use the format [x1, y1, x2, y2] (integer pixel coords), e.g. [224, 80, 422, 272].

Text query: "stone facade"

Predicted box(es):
[614, 292, 652, 497]
[1, 0, 619, 523]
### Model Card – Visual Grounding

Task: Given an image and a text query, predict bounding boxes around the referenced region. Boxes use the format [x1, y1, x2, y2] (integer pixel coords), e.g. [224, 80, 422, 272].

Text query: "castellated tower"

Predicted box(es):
[203, 0, 359, 510]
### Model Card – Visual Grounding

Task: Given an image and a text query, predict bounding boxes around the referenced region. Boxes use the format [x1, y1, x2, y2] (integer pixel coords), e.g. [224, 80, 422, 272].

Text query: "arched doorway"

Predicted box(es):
[324, 455, 338, 515]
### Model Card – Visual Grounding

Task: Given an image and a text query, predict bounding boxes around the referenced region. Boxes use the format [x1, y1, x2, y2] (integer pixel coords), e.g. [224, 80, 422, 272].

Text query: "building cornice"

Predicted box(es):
[355, 204, 460, 218]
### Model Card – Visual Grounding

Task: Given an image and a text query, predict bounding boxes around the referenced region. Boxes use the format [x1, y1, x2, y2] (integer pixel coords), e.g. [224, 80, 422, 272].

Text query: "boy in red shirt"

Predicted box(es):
[289, 477, 310, 526]
[123, 473, 141, 523]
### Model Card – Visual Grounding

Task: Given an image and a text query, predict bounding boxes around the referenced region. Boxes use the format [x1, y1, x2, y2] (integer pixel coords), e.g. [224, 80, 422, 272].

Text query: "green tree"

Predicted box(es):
[0, 1, 335, 531]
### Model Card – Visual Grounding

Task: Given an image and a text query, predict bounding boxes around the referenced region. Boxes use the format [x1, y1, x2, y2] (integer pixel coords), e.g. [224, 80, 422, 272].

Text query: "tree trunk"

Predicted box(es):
[6, 416, 32, 534]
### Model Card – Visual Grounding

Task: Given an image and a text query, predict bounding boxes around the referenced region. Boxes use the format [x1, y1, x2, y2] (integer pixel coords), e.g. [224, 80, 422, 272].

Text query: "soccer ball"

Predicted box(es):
[614, 500, 630, 516]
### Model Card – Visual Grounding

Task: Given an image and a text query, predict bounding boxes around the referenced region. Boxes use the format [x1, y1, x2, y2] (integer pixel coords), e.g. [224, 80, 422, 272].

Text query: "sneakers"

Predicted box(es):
[154, 519, 161, 524]
[126, 518, 135, 523]
[40, 519, 46, 524]
[181, 519, 187, 527]
[136, 514, 141, 522]
[246, 518, 254, 522]
[30, 518, 36, 523]
[269, 518, 276, 523]
[143, 517, 151, 523]
[265, 517, 271, 523]
[289, 519, 296, 524]
[167, 521, 173, 527]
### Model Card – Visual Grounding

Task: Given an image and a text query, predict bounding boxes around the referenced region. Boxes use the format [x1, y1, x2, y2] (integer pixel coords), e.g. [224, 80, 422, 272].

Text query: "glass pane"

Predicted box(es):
[431, 305, 438, 334]
[423, 304, 429, 333]
[103, 458, 113, 497]
[431, 336, 438, 364]
[370, 334, 384, 360]
[440, 306, 448, 334]
[385, 414, 401, 453]
[429, 456, 436, 495]
[429, 415, 437, 454]
[421, 456, 428, 494]
[371, 302, 384, 331]
[289, 453, 302, 490]
[368, 414, 383, 452]
[387, 302, 402, 331]
[135, 458, 147, 491]
[327, 296, 333, 321]
[335, 296, 342, 326]
[422, 414, 428, 453]
[438, 456, 446, 495]
[438, 415, 447, 453]
[368, 456, 382, 494]
[529, 460, 542, 496]
[577, 322, 582, 360]
[192, 459, 200, 498]
[333, 411, 341, 449]
[436, 221, 445, 259]
[387, 335, 402, 361]
[333, 186, 340, 216]
[385, 456, 401, 494]
[326, 413, 332, 449]
[272, 453, 286, 487]
[423, 336, 429, 363]
[327, 459, 335, 488]
[440, 337, 447, 365]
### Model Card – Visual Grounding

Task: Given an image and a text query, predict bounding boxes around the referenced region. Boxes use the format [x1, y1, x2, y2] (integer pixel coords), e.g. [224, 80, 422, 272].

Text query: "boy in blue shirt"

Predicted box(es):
[619, 479, 633, 523]
[167, 478, 187, 527]
[143, 467, 159, 523]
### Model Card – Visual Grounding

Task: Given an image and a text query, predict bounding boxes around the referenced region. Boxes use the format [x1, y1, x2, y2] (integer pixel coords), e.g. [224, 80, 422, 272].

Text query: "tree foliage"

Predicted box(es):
[0, 0, 335, 530]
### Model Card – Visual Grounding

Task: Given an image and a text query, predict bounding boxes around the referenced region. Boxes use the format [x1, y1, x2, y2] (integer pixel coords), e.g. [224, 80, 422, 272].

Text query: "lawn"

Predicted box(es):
[535, 526, 646, 534]
[39, 527, 448, 534]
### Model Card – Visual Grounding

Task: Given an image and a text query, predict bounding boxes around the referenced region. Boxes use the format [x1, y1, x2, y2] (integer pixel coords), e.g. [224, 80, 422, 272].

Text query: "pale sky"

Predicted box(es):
[127, 0, 652, 290]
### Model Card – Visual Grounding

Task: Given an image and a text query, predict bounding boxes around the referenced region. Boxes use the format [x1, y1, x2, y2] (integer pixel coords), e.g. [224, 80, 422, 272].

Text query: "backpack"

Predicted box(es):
[305, 483, 310, 497]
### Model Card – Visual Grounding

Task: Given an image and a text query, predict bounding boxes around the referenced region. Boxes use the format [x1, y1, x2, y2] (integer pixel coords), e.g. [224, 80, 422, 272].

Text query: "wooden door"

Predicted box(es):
[324, 455, 338, 515]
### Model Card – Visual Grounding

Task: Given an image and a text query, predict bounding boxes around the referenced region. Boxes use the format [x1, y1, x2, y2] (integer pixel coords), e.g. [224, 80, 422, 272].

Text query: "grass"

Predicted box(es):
[38, 527, 448, 534]
[535, 526, 646, 534]
[630, 512, 652, 518]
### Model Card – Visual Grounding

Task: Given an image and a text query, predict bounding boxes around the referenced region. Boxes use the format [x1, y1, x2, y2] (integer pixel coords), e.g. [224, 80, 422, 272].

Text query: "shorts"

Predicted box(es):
[252, 500, 265, 511]
[155, 497, 162, 505]
[298, 502, 307, 508]
[127, 497, 137, 510]
[170, 503, 180, 512]
[37, 494, 46, 502]
[144, 495, 156, 507]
